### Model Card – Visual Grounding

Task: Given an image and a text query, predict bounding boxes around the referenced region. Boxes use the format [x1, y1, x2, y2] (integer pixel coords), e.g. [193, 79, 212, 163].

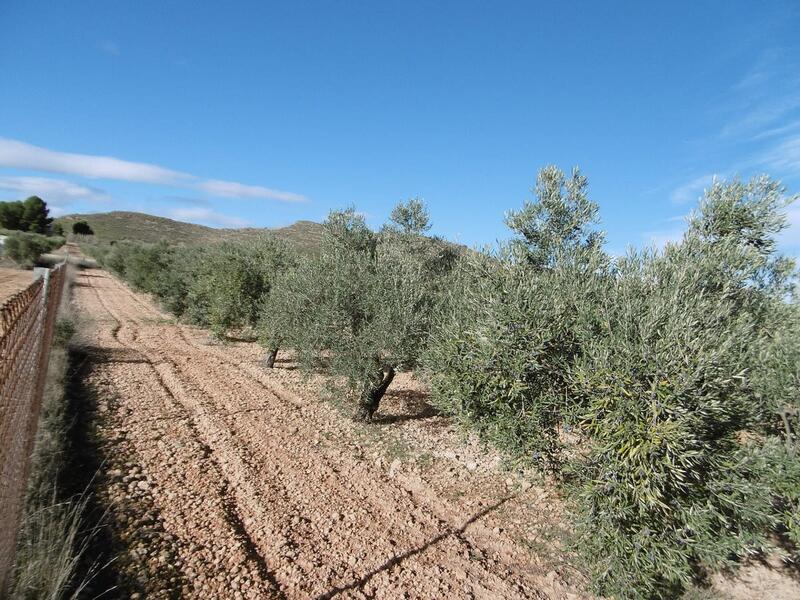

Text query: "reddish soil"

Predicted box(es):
[72, 269, 588, 599]
[0, 267, 34, 303]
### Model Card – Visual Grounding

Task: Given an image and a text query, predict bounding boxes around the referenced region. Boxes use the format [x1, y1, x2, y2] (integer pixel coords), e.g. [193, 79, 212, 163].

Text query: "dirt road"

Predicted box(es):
[72, 269, 584, 599]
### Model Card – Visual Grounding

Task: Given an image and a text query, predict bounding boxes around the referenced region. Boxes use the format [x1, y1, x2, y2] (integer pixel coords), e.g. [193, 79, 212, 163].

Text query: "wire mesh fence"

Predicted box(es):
[0, 262, 67, 593]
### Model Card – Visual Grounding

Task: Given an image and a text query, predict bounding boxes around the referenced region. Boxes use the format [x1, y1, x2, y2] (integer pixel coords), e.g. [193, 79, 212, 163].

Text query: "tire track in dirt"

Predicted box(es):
[101, 278, 528, 598]
[105, 271, 554, 598]
[129, 317, 539, 598]
[80, 272, 285, 598]
[141, 359, 287, 598]
[77, 269, 555, 599]
[163, 321, 553, 582]
[170, 324, 549, 590]
[88, 275, 433, 597]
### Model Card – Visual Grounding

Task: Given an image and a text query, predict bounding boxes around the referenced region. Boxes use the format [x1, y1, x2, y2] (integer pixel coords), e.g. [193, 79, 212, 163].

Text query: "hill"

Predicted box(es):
[55, 212, 325, 254]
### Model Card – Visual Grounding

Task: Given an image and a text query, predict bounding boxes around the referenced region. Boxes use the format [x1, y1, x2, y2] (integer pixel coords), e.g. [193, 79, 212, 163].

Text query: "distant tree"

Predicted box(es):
[72, 220, 94, 235]
[21, 196, 53, 234]
[0, 201, 25, 230]
[187, 237, 293, 339]
[51, 222, 65, 237]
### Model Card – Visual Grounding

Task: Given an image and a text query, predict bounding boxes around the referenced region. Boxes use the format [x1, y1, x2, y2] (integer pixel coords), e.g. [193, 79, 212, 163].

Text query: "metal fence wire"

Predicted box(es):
[0, 262, 67, 593]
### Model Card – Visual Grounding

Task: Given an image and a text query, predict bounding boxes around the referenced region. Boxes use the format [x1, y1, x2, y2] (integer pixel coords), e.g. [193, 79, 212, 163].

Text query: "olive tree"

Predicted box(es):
[261, 200, 457, 420]
[567, 176, 800, 598]
[425, 166, 608, 463]
[95, 236, 294, 345]
[3, 231, 64, 268]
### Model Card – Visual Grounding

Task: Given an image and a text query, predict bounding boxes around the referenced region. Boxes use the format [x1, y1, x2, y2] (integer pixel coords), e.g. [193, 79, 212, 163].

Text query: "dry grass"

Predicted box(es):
[8, 268, 104, 599]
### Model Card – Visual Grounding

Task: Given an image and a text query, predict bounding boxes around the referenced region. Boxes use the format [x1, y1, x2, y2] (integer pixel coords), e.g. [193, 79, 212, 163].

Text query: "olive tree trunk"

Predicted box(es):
[355, 365, 395, 421]
[264, 347, 279, 368]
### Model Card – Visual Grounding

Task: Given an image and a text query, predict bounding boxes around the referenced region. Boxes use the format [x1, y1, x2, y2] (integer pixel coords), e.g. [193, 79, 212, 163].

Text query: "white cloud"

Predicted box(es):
[0, 138, 187, 184]
[720, 48, 800, 140]
[666, 213, 690, 223]
[167, 207, 249, 228]
[196, 179, 306, 202]
[0, 175, 109, 202]
[720, 93, 800, 139]
[0, 137, 307, 202]
[759, 134, 800, 177]
[751, 119, 800, 142]
[48, 205, 68, 218]
[162, 195, 213, 207]
[670, 174, 717, 205]
[700, 50, 800, 186]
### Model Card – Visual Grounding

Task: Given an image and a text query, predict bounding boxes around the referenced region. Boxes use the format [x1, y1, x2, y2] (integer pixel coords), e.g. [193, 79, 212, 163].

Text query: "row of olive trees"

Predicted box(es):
[424, 168, 800, 598]
[89, 236, 294, 339]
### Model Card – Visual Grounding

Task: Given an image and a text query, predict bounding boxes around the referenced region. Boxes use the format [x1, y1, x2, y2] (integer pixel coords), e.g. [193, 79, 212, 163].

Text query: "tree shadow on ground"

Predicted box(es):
[223, 334, 258, 343]
[271, 358, 298, 371]
[314, 494, 514, 599]
[372, 388, 443, 426]
[60, 346, 133, 598]
[768, 527, 800, 582]
[81, 345, 149, 365]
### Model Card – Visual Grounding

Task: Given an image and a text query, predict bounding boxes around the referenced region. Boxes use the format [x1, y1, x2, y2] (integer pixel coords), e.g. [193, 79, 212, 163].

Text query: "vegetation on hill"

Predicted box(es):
[56, 211, 325, 254]
[84, 169, 800, 599]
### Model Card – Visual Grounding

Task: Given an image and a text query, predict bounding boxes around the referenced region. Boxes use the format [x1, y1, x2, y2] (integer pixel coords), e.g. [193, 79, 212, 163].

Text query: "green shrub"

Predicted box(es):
[425, 166, 608, 465]
[186, 237, 293, 338]
[71, 220, 93, 235]
[3, 231, 64, 268]
[53, 318, 76, 347]
[567, 177, 800, 597]
[150, 245, 200, 318]
[426, 169, 800, 598]
[97, 240, 137, 277]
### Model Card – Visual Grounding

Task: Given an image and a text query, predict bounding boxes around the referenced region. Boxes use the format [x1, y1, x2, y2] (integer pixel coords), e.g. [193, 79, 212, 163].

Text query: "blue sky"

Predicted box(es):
[1, 1, 799, 253]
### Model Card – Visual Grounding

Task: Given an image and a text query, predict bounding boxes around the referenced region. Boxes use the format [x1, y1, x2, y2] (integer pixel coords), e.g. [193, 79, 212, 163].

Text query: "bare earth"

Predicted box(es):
[0, 267, 33, 303]
[72, 269, 588, 599]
